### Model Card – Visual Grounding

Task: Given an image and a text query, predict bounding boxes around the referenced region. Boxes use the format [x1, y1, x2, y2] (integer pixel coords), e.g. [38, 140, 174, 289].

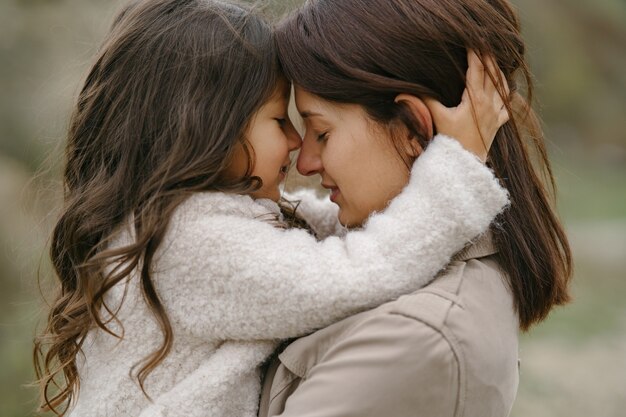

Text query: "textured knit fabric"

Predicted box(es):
[68, 135, 509, 417]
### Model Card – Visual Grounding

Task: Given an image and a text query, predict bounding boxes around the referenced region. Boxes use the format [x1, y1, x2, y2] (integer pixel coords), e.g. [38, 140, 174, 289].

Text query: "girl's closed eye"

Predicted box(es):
[275, 117, 287, 128]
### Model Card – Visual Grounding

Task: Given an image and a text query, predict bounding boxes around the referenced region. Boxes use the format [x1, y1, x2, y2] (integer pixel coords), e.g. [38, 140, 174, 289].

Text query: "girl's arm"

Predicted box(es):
[157, 134, 508, 341]
[282, 188, 344, 240]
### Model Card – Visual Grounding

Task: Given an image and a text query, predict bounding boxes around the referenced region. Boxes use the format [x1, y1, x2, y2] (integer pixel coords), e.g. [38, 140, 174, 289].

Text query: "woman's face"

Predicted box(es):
[295, 87, 414, 227]
[225, 81, 302, 202]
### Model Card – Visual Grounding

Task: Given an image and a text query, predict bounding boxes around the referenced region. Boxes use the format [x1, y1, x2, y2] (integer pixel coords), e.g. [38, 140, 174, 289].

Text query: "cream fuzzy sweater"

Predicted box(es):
[69, 135, 509, 417]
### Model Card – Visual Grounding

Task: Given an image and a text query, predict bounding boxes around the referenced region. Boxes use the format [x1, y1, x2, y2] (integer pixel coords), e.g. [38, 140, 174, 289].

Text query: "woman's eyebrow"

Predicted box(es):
[300, 110, 323, 119]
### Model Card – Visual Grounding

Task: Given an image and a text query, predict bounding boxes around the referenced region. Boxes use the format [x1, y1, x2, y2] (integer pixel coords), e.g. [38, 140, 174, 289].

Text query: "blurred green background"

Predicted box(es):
[1, 0, 624, 416]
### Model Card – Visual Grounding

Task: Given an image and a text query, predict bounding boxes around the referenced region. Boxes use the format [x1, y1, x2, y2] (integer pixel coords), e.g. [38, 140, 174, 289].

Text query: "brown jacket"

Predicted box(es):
[258, 232, 520, 417]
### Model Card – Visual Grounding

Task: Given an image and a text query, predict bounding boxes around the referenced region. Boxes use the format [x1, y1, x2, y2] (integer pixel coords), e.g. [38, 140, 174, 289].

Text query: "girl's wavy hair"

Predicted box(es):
[33, 0, 292, 415]
[276, 0, 572, 330]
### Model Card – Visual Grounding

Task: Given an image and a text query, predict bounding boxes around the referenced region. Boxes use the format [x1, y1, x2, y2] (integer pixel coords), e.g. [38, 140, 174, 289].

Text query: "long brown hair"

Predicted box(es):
[33, 0, 282, 415]
[276, 0, 572, 330]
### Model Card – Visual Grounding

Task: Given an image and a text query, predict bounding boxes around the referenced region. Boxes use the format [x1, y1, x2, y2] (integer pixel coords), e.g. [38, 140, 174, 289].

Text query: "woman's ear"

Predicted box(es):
[394, 93, 434, 152]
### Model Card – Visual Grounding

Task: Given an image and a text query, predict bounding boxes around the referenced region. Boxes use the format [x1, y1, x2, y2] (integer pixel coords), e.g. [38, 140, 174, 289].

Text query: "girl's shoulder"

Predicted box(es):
[173, 191, 280, 224]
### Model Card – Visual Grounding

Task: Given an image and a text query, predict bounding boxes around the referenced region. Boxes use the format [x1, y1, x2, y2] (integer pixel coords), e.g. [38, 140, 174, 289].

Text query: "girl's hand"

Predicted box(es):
[424, 50, 510, 162]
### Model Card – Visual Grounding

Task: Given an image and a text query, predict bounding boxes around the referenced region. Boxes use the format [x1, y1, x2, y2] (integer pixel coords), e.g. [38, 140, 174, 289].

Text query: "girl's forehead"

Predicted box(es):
[276, 77, 291, 100]
[265, 78, 290, 105]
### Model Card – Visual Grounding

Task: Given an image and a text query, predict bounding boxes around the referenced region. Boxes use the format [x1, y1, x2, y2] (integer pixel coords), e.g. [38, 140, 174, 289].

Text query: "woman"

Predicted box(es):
[258, 0, 572, 416]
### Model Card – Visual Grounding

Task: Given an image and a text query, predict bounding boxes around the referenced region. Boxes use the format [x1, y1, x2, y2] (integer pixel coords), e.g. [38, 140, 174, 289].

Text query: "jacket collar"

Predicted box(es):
[452, 230, 497, 262]
[278, 308, 378, 378]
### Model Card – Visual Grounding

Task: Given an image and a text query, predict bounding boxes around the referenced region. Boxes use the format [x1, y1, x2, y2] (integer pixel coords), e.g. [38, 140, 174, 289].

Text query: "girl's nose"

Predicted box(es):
[297, 136, 323, 176]
[285, 119, 302, 152]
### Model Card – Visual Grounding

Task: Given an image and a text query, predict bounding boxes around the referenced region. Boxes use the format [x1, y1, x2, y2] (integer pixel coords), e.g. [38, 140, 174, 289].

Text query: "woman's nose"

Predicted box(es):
[297, 136, 323, 176]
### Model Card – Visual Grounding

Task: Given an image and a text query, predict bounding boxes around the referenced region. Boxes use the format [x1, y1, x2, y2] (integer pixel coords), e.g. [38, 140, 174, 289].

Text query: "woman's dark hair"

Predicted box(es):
[276, 0, 572, 330]
[33, 0, 282, 414]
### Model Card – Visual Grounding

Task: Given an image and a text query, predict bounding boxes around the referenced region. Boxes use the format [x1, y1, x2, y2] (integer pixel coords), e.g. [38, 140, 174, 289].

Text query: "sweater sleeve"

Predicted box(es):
[282, 188, 344, 240]
[137, 341, 278, 417]
[156, 134, 509, 340]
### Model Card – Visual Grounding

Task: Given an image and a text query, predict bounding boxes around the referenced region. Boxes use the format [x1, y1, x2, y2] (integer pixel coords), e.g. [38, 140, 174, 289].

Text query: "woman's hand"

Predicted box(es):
[424, 50, 510, 162]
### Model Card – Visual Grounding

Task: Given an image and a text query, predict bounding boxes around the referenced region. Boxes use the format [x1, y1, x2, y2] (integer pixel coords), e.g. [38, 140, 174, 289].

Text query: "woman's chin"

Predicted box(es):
[337, 209, 365, 229]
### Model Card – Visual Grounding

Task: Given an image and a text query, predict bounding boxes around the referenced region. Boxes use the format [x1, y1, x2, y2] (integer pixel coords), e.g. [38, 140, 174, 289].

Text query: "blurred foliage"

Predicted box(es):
[0, 0, 624, 416]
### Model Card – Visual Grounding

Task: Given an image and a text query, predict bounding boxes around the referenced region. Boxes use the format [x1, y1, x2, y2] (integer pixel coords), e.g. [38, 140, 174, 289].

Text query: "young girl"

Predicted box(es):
[34, 1, 510, 416]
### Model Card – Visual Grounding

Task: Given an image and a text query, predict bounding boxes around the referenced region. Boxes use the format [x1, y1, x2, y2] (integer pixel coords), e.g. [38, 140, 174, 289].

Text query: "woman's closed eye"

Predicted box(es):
[316, 132, 329, 143]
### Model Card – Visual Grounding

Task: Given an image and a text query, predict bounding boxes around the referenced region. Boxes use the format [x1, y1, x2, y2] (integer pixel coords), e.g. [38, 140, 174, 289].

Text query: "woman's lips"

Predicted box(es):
[322, 183, 340, 203]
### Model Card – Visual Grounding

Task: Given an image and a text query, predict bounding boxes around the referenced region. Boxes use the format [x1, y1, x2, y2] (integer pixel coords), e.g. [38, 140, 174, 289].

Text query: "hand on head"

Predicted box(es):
[423, 50, 511, 162]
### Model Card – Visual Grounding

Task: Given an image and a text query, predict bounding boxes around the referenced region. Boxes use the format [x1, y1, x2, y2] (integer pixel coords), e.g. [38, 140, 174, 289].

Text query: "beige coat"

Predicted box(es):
[259, 232, 520, 417]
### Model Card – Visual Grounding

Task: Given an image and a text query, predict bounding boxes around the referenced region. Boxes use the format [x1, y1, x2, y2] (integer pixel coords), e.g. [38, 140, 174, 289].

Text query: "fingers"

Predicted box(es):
[498, 108, 510, 127]
[483, 54, 510, 102]
[421, 51, 511, 161]
[483, 54, 499, 90]
[459, 87, 470, 106]
[423, 97, 448, 117]
[466, 50, 483, 100]
[468, 50, 510, 130]
[497, 98, 510, 126]
[489, 63, 510, 128]
[422, 97, 448, 136]
[470, 51, 509, 99]
[499, 68, 511, 97]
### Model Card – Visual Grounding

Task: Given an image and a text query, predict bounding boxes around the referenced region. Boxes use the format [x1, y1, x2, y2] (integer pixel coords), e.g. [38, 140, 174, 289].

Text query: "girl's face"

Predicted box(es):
[294, 87, 415, 227]
[226, 81, 302, 202]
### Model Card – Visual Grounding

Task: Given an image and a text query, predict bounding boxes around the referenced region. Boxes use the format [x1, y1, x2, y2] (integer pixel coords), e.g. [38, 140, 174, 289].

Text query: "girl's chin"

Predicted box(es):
[266, 189, 281, 202]
[251, 185, 281, 202]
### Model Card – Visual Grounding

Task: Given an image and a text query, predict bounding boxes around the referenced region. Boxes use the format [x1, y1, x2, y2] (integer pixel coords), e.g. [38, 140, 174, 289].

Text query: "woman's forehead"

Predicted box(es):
[294, 88, 365, 122]
[294, 88, 331, 115]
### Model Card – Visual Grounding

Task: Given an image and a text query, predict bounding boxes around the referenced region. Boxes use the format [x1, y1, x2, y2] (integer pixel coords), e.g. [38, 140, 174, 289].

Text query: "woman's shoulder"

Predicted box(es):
[357, 242, 520, 415]
[272, 232, 519, 416]
[388, 234, 518, 338]
[352, 231, 519, 367]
